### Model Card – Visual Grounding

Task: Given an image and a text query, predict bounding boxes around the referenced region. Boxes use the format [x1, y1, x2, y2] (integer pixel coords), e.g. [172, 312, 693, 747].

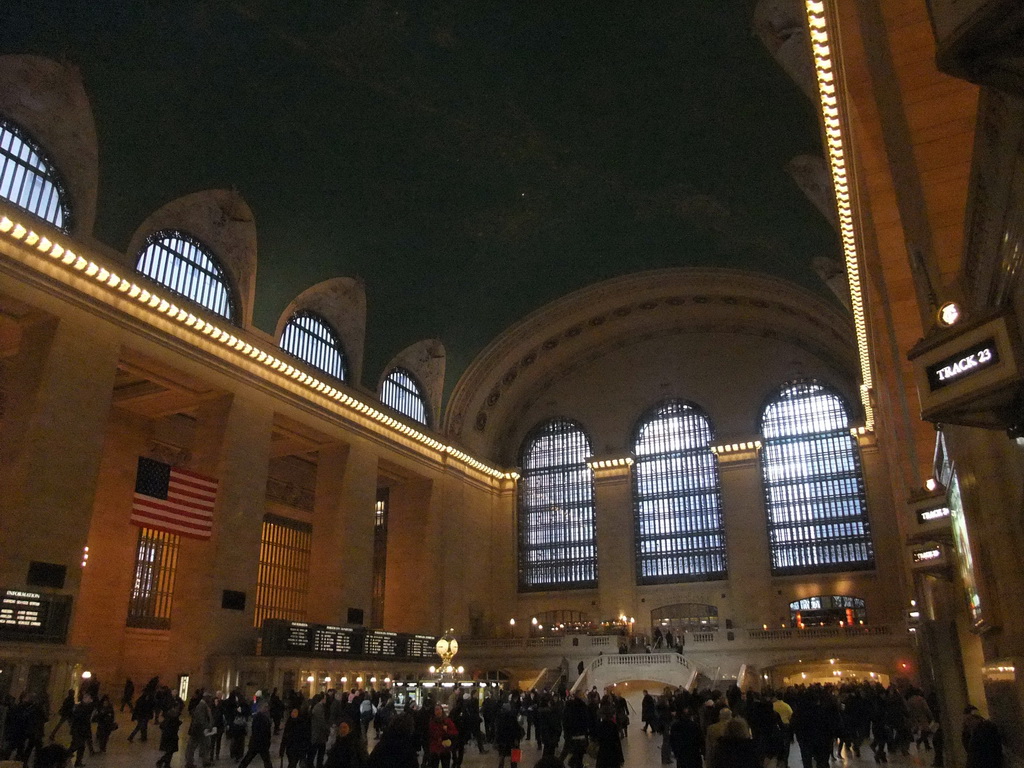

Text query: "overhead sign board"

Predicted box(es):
[908, 312, 1024, 429]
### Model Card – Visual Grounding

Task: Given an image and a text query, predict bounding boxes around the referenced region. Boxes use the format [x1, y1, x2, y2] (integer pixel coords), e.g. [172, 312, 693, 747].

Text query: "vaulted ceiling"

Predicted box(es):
[1, 0, 840, 392]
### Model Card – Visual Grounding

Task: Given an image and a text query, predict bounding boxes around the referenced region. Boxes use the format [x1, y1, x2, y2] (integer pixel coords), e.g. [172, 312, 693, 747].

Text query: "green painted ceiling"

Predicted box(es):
[2, 1, 838, 393]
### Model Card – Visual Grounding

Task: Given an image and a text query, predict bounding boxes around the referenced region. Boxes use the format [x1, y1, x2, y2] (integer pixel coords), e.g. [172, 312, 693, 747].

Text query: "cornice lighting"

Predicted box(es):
[586, 457, 635, 470]
[709, 440, 762, 455]
[0, 215, 508, 480]
[804, 1, 875, 429]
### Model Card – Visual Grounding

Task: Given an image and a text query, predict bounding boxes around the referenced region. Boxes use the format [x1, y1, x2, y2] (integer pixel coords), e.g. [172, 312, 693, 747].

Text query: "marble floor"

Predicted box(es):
[42, 713, 939, 768]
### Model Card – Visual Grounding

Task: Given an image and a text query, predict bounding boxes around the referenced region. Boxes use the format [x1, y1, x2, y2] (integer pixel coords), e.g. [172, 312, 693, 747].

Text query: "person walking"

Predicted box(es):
[155, 705, 182, 768]
[238, 700, 274, 768]
[119, 678, 134, 714]
[592, 703, 624, 768]
[425, 703, 458, 768]
[127, 687, 155, 743]
[280, 705, 313, 768]
[68, 694, 95, 768]
[49, 690, 75, 741]
[92, 695, 117, 753]
[185, 691, 213, 768]
[325, 717, 368, 768]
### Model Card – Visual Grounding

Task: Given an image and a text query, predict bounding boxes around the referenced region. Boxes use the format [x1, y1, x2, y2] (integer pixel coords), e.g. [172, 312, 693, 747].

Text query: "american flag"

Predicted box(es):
[130, 457, 218, 540]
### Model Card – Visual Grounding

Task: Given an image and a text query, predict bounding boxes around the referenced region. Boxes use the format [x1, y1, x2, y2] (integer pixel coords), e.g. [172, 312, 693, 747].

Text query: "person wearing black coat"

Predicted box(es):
[669, 709, 704, 768]
[238, 702, 274, 768]
[325, 718, 368, 768]
[280, 706, 313, 768]
[156, 706, 182, 768]
[713, 719, 760, 768]
[592, 707, 624, 768]
[494, 703, 524, 768]
[558, 692, 591, 768]
[369, 711, 419, 768]
[92, 695, 117, 753]
[962, 707, 1003, 768]
[68, 694, 95, 768]
[128, 689, 155, 743]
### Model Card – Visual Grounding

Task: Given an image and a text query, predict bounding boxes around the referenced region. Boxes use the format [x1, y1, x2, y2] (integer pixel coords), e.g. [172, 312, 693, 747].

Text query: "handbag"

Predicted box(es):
[511, 747, 522, 762]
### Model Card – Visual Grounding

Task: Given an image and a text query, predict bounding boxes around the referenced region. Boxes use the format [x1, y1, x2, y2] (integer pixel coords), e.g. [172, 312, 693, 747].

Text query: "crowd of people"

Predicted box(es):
[0, 675, 1005, 768]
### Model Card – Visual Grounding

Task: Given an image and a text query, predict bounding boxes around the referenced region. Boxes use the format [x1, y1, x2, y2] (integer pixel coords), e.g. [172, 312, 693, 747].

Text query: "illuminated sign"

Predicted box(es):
[913, 548, 942, 563]
[0, 589, 71, 642]
[260, 620, 436, 661]
[918, 507, 952, 524]
[926, 339, 999, 391]
[0, 590, 43, 628]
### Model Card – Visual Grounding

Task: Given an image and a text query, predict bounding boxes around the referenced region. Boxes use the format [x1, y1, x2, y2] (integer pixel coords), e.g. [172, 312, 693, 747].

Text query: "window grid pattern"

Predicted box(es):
[280, 311, 347, 381]
[0, 120, 71, 231]
[380, 368, 429, 425]
[761, 382, 874, 575]
[518, 419, 597, 591]
[632, 401, 726, 584]
[135, 231, 235, 321]
[254, 515, 312, 628]
[651, 602, 720, 633]
[371, 488, 389, 628]
[127, 527, 179, 629]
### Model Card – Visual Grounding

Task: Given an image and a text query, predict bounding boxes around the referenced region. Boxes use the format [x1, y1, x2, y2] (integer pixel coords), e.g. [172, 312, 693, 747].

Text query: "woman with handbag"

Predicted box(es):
[426, 704, 459, 768]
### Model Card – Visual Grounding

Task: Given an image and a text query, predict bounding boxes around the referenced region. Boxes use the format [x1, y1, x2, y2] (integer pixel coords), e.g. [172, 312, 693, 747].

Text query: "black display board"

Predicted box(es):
[261, 620, 436, 661]
[0, 589, 72, 643]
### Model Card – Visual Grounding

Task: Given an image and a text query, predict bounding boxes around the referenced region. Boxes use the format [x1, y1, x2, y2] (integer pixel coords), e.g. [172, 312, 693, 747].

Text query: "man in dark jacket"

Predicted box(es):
[68, 694, 95, 768]
[559, 692, 591, 768]
[238, 700, 274, 767]
[962, 706, 1002, 768]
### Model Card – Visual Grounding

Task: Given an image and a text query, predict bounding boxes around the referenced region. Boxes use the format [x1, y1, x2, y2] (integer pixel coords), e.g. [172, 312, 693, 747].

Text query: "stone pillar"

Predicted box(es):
[308, 441, 379, 626]
[0, 315, 119, 594]
[384, 476, 442, 634]
[169, 394, 274, 683]
[717, 448, 773, 628]
[590, 460, 636, 626]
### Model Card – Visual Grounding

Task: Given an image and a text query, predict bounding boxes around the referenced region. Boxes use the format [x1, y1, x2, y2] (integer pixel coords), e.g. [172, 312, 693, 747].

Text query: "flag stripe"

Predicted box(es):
[130, 459, 218, 541]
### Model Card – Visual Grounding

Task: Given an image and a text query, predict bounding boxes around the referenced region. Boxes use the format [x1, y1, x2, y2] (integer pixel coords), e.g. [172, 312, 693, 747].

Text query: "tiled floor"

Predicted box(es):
[45, 711, 938, 768]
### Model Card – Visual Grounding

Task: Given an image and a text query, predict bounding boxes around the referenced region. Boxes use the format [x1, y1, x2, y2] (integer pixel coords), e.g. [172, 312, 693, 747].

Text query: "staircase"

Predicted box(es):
[570, 652, 698, 695]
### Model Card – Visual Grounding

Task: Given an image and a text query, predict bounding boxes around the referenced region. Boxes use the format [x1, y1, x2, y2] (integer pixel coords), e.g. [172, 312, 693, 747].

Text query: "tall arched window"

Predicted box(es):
[760, 381, 874, 575]
[280, 311, 347, 381]
[380, 368, 429, 425]
[135, 231, 235, 321]
[632, 401, 726, 584]
[518, 419, 597, 591]
[0, 118, 71, 231]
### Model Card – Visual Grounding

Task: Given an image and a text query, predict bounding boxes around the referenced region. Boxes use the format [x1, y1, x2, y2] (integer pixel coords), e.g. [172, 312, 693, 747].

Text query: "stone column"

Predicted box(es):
[590, 460, 636, 626]
[717, 448, 773, 628]
[307, 440, 380, 626]
[0, 315, 119, 594]
[169, 393, 274, 682]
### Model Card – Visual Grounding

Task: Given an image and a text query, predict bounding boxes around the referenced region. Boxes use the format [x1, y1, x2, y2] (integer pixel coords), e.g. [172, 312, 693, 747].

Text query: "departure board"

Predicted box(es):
[403, 634, 437, 659]
[365, 630, 398, 657]
[312, 625, 356, 655]
[260, 620, 435, 661]
[286, 622, 311, 649]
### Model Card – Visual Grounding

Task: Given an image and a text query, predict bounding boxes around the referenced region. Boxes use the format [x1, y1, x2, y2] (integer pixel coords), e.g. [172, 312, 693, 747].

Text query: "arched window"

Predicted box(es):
[790, 595, 866, 627]
[518, 419, 597, 591]
[0, 118, 71, 231]
[380, 368, 429, 425]
[632, 401, 726, 583]
[760, 381, 873, 575]
[135, 231, 235, 321]
[280, 311, 347, 381]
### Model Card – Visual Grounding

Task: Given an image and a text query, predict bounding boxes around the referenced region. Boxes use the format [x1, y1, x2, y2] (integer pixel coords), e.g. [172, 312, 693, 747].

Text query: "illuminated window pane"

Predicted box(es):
[0, 119, 71, 231]
[135, 230, 235, 321]
[380, 368, 428, 425]
[760, 381, 873, 575]
[518, 419, 597, 591]
[254, 515, 312, 628]
[632, 401, 726, 584]
[280, 311, 347, 380]
[651, 602, 719, 633]
[127, 527, 178, 629]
